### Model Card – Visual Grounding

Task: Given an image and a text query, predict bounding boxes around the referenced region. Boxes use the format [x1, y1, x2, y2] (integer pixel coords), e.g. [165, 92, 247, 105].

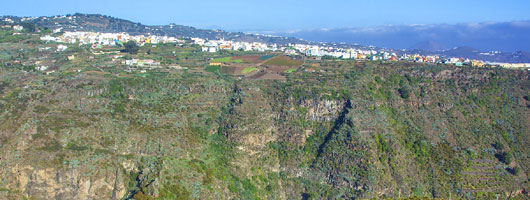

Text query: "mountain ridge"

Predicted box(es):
[0, 13, 309, 45]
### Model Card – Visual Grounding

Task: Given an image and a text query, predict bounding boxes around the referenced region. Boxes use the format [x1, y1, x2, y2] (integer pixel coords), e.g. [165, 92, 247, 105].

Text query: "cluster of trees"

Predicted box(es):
[121, 41, 139, 54]
[493, 141, 521, 175]
[20, 22, 36, 32]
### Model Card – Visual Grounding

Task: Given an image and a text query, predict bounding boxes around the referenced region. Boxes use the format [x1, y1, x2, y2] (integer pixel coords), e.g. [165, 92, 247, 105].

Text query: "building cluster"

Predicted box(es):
[38, 31, 530, 69]
[191, 38, 279, 52]
[122, 58, 161, 67]
[293, 44, 397, 60]
[40, 31, 185, 47]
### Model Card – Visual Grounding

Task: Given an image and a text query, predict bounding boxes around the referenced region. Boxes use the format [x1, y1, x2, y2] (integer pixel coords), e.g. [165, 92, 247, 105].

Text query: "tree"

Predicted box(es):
[20, 22, 36, 32]
[122, 41, 139, 54]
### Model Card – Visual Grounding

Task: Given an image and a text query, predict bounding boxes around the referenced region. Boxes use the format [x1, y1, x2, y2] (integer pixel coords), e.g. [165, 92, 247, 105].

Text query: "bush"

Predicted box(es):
[513, 166, 521, 176]
[493, 141, 505, 151]
[34, 105, 49, 114]
[398, 86, 411, 99]
[496, 151, 513, 164]
[122, 41, 139, 54]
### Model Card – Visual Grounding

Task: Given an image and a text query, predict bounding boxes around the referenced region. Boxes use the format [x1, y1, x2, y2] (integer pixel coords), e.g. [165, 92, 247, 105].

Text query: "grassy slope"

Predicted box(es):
[0, 39, 529, 200]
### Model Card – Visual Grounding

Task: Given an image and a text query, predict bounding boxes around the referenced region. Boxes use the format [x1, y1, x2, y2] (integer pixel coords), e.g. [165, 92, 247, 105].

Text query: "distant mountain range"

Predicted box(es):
[259, 21, 530, 52]
[408, 46, 530, 63]
[2, 14, 530, 63]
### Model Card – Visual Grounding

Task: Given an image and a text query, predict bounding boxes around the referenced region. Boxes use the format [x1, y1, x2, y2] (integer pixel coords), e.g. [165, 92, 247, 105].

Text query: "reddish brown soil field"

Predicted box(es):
[247, 71, 286, 81]
[232, 55, 262, 64]
[266, 66, 293, 74]
[221, 65, 258, 76]
[262, 56, 303, 67]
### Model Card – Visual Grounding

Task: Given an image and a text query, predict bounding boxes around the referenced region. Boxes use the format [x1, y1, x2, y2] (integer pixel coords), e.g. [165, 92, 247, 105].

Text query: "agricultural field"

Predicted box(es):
[259, 55, 276, 60]
[231, 55, 263, 63]
[284, 68, 297, 73]
[263, 55, 303, 67]
[210, 56, 242, 63]
[241, 67, 259, 74]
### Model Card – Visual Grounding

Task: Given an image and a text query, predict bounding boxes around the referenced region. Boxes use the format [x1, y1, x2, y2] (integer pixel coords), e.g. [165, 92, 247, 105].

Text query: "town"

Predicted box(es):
[35, 29, 530, 69]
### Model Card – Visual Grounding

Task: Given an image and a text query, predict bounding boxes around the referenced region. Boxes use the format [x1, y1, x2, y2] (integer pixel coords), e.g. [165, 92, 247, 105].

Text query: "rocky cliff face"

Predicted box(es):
[0, 62, 529, 199]
[2, 165, 125, 199]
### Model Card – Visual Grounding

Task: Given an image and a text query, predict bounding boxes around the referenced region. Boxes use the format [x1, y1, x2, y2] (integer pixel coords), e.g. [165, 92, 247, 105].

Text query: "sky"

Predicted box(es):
[1, 0, 530, 31]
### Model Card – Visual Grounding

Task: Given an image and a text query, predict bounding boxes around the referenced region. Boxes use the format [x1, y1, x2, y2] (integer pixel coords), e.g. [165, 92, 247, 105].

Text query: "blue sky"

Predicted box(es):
[1, 0, 530, 31]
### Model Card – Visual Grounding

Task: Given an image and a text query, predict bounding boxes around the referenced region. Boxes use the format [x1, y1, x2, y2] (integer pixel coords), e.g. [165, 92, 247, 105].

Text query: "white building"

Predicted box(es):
[57, 44, 68, 52]
[13, 25, 23, 31]
[202, 41, 218, 53]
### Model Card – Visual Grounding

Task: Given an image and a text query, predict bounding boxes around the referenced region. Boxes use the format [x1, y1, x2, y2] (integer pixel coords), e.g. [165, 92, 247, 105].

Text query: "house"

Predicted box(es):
[13, 25, 23, 31]
[168, 65, 185, 69]
[203, 42, 218, 53]
[124, 59, 138, 65]
[57, 44, 68, 52]
[471, 60, 484, 67]
[219, 44, 232, 50]
[67, 55, 75, 61]
[3, 18, 13, 23]
[209, 62, 222, 66]
[53, 28, 62, 33]
[37, 66, 49, 71]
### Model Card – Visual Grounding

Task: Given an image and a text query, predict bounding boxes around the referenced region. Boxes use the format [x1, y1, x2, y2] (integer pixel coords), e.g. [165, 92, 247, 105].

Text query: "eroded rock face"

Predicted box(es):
[302, 99, 345, 122]
[2, 164, 125, 200]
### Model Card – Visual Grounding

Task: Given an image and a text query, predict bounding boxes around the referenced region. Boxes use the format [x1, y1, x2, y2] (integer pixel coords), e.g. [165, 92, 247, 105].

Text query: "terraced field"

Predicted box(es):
[263, 56, 303, 67]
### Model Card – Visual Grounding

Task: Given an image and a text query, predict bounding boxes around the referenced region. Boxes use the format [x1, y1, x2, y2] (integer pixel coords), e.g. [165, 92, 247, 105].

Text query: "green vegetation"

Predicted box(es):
[259, 55, 275, 60]
[122, 40, 140, 54]
[497, 151, 513, 164]
[0, 31, 529, 199]
[241, 67, 259, 74]
[0, 30, 31, 43]
[20, 22, 36, 32]
[210, 56, 242, 63]
[205, 65, 221, 73]
[284, 68, 297, 73]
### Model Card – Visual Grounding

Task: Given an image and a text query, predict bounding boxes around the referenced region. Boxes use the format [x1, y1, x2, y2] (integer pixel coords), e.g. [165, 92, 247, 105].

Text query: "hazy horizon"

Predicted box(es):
[2, 0, 530, 30]
[3, 0, 530, 52]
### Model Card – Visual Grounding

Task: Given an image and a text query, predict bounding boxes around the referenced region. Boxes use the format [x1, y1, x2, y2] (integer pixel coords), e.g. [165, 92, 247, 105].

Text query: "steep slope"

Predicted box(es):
[0, 59, 529, 199]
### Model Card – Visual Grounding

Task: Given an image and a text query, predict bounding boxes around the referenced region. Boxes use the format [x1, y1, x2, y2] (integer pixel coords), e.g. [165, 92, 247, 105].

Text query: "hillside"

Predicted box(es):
[0, 13, 307, 45]
[0, 30, 529, 199]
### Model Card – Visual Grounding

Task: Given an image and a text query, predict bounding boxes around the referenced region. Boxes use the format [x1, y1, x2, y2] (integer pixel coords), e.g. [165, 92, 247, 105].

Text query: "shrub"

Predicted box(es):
[496, 151, 513, 164]
[34, 105, 49, 114]
[398, 86, 411, 99]
[513, 166, 521, 175]
[493, 141, 504, 151]
[122, 41, 139, 54]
